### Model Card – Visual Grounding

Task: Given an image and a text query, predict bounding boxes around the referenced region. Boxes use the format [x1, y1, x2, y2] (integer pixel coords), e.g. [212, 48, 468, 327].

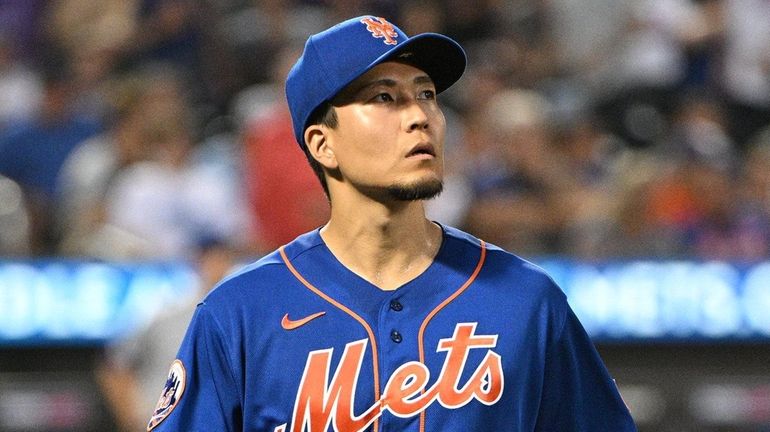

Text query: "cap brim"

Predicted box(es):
[326, 32, 467, 102]
[367, 33, 467, 93]
[378, 33, 467, 94]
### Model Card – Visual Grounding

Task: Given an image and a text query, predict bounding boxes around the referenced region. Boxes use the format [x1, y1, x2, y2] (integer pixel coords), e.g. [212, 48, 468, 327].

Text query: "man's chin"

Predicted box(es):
[387, 179, 444, 201]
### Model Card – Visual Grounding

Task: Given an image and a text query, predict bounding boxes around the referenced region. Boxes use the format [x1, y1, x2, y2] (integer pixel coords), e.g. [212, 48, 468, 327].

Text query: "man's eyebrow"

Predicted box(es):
[354, 78, 397, 94]
[413, 75, 434, 85]
[355, 75, 435, 93]
[336, 75, 436, 104]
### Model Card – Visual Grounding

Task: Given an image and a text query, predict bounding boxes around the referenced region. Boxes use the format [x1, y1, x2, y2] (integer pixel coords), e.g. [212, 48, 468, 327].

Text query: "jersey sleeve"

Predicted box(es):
[147, 303, 242, 432]
[534, 305, 637, 432]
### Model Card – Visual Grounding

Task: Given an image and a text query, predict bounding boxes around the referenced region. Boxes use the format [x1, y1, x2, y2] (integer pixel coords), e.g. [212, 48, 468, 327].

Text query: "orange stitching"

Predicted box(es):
[417, 240, 487, 432]
[280, 247, 381, 432]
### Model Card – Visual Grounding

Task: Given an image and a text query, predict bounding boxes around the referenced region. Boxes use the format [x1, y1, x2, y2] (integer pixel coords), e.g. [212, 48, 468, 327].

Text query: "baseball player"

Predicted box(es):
[147, 15, 637, 432]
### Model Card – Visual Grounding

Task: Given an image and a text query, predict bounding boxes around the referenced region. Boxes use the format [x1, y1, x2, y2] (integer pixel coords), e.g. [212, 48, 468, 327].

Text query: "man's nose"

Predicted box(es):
[404, 102, 429, 132]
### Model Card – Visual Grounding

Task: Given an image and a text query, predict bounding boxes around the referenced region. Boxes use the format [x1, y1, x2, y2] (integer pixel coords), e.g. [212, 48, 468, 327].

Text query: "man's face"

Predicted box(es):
[325, 61, 446, 201]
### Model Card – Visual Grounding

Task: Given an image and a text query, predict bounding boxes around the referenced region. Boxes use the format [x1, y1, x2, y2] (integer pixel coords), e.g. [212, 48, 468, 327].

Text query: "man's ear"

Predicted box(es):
[305, 125, 338, 170]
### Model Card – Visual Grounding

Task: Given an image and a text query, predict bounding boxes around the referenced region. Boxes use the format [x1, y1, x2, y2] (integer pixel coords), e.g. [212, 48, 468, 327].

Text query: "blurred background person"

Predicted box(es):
[720, 0, 770, 150]
[240, 45, 330, 253]
[730, 127, 770, 260]
[0, 33, 42, 133]
[96, 238, 238, 432]
[0, 54, 101, 255]
[0, 174, 31, 256]
[57, 64, 190, 257]
[91, 91, 250, 261]
[555, 113, 632, 259]
[122, 0, 245, 128]
[461, 88, 571, 257]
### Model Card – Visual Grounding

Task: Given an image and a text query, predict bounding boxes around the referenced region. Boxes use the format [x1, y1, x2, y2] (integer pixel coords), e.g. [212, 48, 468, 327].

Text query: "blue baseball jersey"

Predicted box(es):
[148, 225, 637, 431]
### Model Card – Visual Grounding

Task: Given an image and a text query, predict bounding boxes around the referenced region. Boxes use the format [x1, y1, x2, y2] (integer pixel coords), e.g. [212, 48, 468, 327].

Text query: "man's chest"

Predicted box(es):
[237, 296, 544, 432]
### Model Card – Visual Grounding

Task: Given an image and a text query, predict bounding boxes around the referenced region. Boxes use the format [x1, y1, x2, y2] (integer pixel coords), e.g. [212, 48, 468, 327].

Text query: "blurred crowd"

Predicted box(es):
[1, 0, 769, 262]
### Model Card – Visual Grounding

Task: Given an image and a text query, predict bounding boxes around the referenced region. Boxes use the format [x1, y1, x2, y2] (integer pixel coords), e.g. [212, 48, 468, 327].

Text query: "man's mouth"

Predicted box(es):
[407, 143, 436, 158]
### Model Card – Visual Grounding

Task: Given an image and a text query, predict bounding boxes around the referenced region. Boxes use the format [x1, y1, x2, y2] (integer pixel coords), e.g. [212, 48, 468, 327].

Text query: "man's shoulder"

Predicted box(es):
[202, 230, 324, 304]
[443, 226, 555, 277]
[443, 225, 566, 301]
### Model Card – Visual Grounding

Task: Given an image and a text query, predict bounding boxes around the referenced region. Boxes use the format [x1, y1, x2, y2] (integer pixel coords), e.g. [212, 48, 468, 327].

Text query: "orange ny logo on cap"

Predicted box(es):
[360, 17, 398, 45]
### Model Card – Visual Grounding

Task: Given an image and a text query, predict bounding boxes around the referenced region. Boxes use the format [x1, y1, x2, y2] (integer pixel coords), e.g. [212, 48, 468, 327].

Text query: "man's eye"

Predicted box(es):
[372, 93, 394, 102]
[419, 90, 436, 100]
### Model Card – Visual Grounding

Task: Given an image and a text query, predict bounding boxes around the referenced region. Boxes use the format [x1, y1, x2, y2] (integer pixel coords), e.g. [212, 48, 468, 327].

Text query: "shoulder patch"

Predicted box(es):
[147, 359, 186, 431]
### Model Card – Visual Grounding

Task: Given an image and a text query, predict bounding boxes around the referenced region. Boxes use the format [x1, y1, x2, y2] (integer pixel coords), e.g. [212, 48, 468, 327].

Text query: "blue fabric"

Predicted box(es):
[0, 117, 100, 198]
[150, 226, 637, 431]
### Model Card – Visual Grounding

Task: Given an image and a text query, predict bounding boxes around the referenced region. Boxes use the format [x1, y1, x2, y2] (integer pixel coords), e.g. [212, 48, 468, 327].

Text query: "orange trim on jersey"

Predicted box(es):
[279, 246, 381, 432]
[417, 240, 487, 432]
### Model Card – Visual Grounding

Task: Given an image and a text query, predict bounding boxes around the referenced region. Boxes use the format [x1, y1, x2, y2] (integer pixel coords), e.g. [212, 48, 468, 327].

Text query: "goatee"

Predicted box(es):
[387, 179, 443, 201]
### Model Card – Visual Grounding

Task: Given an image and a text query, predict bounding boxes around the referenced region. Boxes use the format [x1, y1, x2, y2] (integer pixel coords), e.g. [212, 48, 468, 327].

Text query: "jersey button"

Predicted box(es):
[390, 330, 403, 343]
[389, 300, 403, 311]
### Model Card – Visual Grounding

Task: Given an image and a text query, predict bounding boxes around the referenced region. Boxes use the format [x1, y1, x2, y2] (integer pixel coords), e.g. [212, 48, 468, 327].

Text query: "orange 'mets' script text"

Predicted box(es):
[274, 322, 504, 432]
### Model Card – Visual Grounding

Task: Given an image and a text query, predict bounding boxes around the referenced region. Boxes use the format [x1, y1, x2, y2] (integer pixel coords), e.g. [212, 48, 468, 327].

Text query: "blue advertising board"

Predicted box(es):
[539, 260, 770, 342]
[0, 261, 198, 346]
[0, 259, 769, 345]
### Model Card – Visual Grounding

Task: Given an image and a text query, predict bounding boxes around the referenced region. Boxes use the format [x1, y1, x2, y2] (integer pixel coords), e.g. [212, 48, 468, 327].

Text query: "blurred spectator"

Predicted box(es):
[424, 108, 473, 228]
[632, 157, 699, 257]
[680, 0, 724, 89]
[0, 1, 767, 261]
[720, 0, 770, 149]
[0, 0, 48, 62]
[594, 0, 712, 148]
[89, 99, 250, 260]
[44, 0, 136, 60]
[97, 238, 238, 432]
[681, 161, 749, 259]
[627, 91, 745, 258]
[242, 105, 330, 251]
[729, 128, 770, 260]
[0, 34, 42, 132]
[0, 57, 101, 254]
[496, 0, 559, 88]
[666, 91, 736, 171]
[449, 40, 510, 115]
[557, 115, 631, 258]
[440, 0, 498, 43]
[617, 0, 711, 89]
[43, 0, 137, 120]
[741, 128, 770, 217]
[221, 0, 330, 85]
[461, 88, 571, 257]
[0, 175, 30, 256]
[241, 46, 329, 251]
[124, 0, 244, 122]
[398, 0, 445, 36]
[57, 64, 187, 256]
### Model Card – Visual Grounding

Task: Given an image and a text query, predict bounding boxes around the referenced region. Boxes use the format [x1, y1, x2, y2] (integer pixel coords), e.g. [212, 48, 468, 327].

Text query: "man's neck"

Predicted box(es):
[320, 196, 442, 291]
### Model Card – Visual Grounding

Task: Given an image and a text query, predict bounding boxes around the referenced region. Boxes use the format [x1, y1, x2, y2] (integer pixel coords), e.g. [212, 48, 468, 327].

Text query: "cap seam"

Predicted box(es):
[308, 36, 335, 109]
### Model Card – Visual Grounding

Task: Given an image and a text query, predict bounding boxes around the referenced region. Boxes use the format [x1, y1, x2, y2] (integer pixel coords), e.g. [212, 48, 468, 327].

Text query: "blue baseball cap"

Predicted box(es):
[285, 15, 467, 148]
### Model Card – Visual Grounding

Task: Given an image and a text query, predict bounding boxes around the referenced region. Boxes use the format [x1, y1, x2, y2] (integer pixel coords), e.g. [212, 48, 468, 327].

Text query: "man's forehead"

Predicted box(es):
[333, 61, 434, 101]
[357, 61, 433, 84]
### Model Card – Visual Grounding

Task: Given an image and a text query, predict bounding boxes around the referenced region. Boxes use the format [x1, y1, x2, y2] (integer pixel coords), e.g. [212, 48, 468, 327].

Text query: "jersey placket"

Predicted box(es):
[375, 290, 423, 432]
